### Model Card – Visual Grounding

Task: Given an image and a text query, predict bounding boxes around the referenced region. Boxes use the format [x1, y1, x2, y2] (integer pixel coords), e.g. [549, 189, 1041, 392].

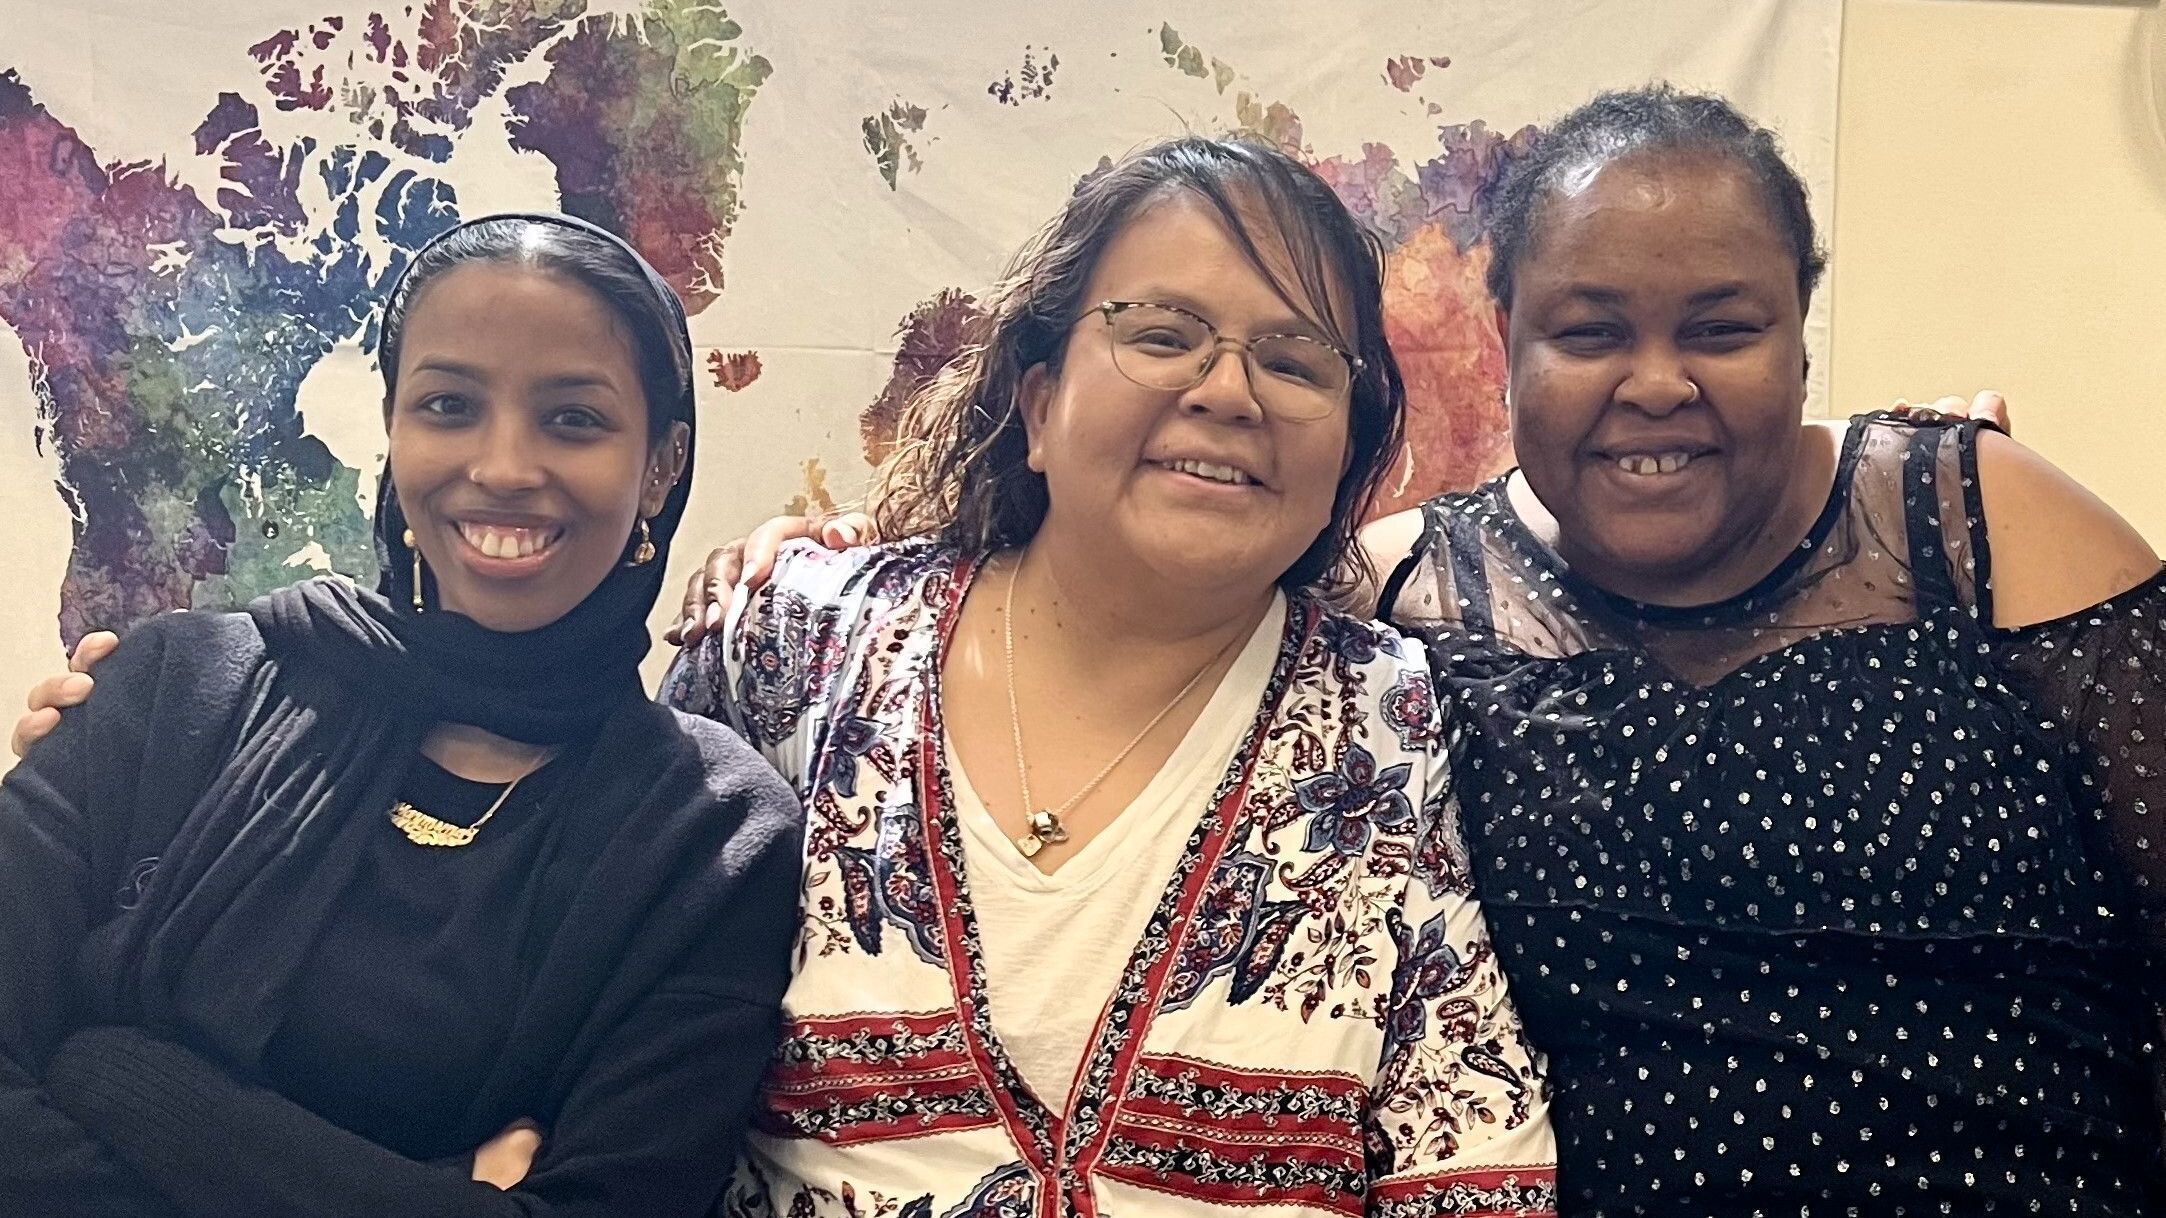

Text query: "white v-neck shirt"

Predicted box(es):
[947, 594, 1287, 1106]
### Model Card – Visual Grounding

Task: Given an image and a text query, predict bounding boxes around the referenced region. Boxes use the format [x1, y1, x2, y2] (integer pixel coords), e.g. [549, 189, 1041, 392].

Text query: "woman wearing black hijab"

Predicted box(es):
[0, 213, 801, 1216]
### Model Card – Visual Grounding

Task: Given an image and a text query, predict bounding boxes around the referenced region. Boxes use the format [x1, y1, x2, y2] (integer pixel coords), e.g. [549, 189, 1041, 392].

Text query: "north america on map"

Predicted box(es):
[0, 0, 1531, 648]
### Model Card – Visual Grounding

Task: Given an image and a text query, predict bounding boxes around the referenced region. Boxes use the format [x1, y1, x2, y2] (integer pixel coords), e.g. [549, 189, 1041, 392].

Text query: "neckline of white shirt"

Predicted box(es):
[946, 592, 1289, 895]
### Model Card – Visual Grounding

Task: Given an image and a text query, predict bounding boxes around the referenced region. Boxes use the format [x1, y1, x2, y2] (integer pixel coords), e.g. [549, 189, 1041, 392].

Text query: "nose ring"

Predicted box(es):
[1682, 379, 1702, 404]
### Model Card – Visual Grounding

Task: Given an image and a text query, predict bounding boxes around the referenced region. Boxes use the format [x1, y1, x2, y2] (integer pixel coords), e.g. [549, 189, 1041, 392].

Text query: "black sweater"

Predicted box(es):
[0, 609, 803, 1217]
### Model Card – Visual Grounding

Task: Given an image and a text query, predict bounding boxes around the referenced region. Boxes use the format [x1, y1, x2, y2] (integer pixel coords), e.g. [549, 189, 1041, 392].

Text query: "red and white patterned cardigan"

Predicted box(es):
[664, 541, 1557, 1218]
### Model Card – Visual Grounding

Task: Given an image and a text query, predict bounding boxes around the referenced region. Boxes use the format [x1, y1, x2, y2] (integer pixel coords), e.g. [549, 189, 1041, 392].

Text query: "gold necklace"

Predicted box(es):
[1001, 554, 1239, 859]
[389, 769, 532, 848]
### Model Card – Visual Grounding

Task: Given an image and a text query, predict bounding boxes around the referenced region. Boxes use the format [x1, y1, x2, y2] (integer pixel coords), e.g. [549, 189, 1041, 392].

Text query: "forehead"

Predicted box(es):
[1520, 153, 1797, 294]
[397, 262, 640, 367]
[1086, 189, 1353, 336]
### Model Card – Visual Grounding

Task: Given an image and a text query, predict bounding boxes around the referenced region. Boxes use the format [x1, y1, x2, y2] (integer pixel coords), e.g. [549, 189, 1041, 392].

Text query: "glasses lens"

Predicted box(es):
[1249, 335, 1351, 420]
[1106, 305, 1213, 390]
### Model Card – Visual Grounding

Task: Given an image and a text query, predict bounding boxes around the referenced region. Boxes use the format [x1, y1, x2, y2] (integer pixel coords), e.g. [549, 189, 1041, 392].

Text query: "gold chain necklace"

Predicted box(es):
[389, 769, 532, 848]
[1001, 555, 1238, 859]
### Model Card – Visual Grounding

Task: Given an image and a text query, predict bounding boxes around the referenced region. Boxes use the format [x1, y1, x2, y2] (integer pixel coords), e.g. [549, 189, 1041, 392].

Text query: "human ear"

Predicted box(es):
[1018, 363, 1053, 475]
[639, 420, 692, 517]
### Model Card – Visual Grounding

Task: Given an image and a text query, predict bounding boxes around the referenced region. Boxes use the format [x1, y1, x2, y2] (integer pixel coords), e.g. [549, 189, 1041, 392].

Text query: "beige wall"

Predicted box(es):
[1832, 0, 2166, 545]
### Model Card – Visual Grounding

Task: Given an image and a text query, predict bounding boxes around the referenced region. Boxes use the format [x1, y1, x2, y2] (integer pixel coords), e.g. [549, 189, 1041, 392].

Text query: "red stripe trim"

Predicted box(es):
[756, 1103, 997, 1146]
[787, 1011, 959, 1036]
[1113, 1110, 1366, 1159]
[915, 552, 1061, 1218]
[760, 1010, 999, 1145]
[1126, 1053, 1369, 1124]
[1370, 1164, 1560, 1217]
[1069, 602, 1323, 1186]
[1098, 1159, 1365, 1218]
[763, 1061, 981, 1098]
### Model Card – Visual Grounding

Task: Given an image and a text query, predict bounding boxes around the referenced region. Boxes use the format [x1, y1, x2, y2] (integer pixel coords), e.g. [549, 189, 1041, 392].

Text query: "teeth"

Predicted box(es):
[1615, 452, 1696, 476]
[1164, 458, 1254, 486]
[458, 522, 558, 560]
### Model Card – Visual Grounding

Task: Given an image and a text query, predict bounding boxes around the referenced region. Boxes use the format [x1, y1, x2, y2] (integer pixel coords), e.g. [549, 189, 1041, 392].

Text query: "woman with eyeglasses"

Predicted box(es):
[667, 136, 1558, 1216]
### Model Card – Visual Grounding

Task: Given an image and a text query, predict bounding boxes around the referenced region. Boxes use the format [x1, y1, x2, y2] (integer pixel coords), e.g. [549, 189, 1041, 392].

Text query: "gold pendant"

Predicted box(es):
[389, 802, 480, 848]
[1015, 809, 1069, 858]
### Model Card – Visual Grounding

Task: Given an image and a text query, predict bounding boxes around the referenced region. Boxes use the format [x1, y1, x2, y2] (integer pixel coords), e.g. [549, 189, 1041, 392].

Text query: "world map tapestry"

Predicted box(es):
[0, 0, 1838, 690]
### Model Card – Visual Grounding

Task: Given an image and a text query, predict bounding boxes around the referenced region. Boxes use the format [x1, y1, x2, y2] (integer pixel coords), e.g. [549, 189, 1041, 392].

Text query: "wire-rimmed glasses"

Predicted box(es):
[1086, 300, 1362, 421]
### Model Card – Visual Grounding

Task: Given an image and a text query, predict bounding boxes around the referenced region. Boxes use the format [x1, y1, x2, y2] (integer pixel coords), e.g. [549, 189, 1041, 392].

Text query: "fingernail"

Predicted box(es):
[62, 674, 92, 696]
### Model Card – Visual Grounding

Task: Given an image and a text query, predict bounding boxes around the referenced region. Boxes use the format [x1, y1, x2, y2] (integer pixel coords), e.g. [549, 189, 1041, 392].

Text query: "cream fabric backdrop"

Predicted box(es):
[0, 0, 1839, 697]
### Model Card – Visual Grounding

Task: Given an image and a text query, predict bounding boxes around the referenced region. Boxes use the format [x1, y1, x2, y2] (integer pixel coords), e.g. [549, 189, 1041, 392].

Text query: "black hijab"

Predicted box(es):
[249, 211, 697, 743]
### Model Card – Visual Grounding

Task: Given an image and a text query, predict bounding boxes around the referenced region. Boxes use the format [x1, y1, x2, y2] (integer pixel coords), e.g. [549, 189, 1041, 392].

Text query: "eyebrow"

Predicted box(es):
[1562, 283, 1755, 308]
[1686, 284, 1750, 307]
[407, 358, 486, 382]
[1136, 291, 1338, 344]
[407, 359, 624, 392]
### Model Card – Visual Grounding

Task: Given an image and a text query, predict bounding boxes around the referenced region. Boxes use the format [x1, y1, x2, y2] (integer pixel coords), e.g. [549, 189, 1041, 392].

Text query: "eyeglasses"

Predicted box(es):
[1086, 300, 1363, 422]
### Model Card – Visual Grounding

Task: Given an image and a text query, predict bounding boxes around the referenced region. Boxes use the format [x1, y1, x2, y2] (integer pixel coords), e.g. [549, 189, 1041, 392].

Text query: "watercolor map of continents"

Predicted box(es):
[0, 1, 1552, 651]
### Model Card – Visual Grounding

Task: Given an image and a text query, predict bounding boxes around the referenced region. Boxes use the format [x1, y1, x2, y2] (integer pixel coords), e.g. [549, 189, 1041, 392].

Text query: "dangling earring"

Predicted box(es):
[402, 527, 425, 611]
[626, 517, 655, 567]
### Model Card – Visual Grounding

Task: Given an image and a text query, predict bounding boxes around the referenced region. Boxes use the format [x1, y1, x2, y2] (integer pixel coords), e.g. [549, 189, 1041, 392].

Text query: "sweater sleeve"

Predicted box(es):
[660, 541, 895, 790]
[42, 760, 802, 1218]
[0, 616, 206, 1216]
[1365, 670, 1558, 1218]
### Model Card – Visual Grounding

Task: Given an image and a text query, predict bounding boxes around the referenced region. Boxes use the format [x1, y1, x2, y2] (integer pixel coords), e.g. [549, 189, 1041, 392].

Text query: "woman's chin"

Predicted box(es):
[430, 546, 615, 634]
[432, 584, 587, 634]
[1561, 529, 1733, 601]
[1131, 543, 1301, 595]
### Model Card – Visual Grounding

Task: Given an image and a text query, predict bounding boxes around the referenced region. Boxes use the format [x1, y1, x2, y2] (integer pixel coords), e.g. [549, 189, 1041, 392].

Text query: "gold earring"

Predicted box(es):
[627, 518, 655, 567]
[402, 527, 424, 611]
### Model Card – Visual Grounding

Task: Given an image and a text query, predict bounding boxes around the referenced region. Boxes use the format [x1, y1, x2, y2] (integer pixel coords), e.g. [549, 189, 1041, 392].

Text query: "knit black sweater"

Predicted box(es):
[0, 608, 802, 1217]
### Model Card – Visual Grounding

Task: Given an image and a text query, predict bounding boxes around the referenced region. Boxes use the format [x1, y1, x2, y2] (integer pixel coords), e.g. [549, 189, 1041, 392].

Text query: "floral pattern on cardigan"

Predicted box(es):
[664, 542, 1556, 1218]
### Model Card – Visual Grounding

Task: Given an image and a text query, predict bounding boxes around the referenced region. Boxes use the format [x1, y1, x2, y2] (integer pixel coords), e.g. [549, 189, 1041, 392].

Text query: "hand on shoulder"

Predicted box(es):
[1976, 428, 2160, 628]
[1355, 507, 1429, 619]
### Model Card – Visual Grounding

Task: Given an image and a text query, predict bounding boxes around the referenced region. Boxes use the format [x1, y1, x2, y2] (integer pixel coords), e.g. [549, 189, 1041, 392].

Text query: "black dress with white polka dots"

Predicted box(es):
[1383, 414, 2166, 1216]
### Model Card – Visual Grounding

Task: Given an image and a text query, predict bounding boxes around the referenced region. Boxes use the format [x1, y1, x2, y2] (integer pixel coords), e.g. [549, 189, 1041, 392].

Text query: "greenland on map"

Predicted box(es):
[0, 0, 1838, 690]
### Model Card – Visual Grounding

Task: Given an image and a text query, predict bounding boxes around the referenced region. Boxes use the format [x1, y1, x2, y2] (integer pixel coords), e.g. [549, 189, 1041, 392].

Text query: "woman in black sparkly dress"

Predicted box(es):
[659, 85, 2159, 1214]
[1367, 86, 2166, 1215]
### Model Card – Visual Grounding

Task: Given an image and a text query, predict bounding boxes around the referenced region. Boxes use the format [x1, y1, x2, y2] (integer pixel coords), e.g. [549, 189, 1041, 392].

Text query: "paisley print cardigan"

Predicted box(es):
[664, 542, 1556, 1218]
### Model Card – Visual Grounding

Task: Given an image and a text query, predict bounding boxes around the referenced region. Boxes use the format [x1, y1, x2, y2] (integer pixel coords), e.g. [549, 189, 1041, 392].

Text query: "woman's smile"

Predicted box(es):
[1584, 441, 1723, 495]
[1141, 450, 1273, 507]
[448, 517, 569, 572]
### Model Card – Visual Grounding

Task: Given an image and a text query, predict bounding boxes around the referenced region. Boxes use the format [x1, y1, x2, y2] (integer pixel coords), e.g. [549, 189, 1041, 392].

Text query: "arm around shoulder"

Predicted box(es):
[1355, 507, 1430, 620]
[1974, 428, 2161, 629]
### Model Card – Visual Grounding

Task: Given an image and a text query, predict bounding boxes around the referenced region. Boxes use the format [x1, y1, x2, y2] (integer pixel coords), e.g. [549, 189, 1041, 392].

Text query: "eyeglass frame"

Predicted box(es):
[1079, 299, 1366, 416]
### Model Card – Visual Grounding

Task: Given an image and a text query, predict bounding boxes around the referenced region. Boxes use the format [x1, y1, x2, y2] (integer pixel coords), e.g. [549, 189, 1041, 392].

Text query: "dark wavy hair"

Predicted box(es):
[870, 135, 1407, 594]
[1485, 84, 1828, 314]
